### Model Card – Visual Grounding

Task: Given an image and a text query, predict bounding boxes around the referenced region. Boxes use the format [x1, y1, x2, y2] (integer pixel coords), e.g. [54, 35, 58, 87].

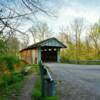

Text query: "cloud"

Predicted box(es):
[17, 0, 100, 34]
[57, 6, 100, 23]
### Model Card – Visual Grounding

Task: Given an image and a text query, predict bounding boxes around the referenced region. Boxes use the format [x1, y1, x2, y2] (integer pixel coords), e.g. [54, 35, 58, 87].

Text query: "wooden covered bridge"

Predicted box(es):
[19, 37, 66, 64]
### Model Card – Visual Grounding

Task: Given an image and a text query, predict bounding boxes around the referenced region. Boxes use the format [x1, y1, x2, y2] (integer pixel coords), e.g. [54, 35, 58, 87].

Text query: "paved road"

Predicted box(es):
[45, 63, 100, 100]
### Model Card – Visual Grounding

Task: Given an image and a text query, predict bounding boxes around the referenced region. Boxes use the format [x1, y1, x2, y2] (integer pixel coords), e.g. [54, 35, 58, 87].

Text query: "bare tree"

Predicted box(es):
[0, 0, 53, 43]
[89, 22, 100, 54]
[0, 3, 27, 42]
[0, 0, 55, 55]
[71, 18, 84, 62]
[28, 22, 52, 43]
[58, 26, 71, 45]
[85, 34, 91, 58]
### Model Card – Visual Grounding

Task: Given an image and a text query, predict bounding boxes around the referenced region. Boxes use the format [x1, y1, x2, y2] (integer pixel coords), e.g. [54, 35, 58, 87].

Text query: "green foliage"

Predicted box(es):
[31, 64, 40, 74]
[60, 20, 100, 64]
[0, 55, 26, 100]
[0, 72, 24, 100]
[60, 41, 100, 65]
[32, 79, 41, 100]
[7, 36, 20, 55]
[0, 72, 24, 87]
[21, 64, 39, 75]
[0, 39, 7, 55]
[0, 55, 20, 73]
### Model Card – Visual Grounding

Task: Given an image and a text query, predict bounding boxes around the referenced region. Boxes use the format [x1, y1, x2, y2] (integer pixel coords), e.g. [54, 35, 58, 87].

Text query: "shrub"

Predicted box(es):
[3, 55, 20, 72]
[0, 55, 26, 74]
[0, 55, 25, 87]
[0, 72, 24, 87]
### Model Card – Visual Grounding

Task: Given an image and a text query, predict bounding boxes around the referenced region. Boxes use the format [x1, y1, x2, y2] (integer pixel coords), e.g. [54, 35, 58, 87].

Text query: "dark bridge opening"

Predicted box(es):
[41, 48, 57, 62]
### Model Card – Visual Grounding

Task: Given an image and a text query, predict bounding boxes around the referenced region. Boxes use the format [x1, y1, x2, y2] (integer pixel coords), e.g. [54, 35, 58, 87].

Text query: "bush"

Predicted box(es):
[0, 72, 24, 88]
[0, 55, 26, 100]
[0, 55, 20, 73]
[0, 72, 24, 100]
[3, 55, 20, 71]
[0, 55, 27, 87]
[0, 55, 27, 76]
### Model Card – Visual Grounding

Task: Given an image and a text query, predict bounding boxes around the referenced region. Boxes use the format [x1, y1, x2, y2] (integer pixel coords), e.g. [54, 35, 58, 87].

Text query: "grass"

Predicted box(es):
[0, 64, 58, 100]
[31, 64, 58, 100]
[0, 64, 40, 100]
[0, 73, 24, 100]
[31, 64, 40, 75]
[32, 78, 58, 100]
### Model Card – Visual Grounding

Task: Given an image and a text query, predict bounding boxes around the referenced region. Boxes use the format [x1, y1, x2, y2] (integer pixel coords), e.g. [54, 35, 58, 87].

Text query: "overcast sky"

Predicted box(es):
[38, 0, 100, 32]
[15, 0, 99, 44]
[7, 0, 99, 33]
[1, 0, 100, 43]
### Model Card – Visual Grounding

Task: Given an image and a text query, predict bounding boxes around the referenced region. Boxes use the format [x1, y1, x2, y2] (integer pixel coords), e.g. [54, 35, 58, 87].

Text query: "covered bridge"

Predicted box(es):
[19, 37, 66, 64]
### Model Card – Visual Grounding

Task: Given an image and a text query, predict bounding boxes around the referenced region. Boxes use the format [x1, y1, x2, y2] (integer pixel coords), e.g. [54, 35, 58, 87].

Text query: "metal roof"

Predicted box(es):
[20, 37, 67, 52]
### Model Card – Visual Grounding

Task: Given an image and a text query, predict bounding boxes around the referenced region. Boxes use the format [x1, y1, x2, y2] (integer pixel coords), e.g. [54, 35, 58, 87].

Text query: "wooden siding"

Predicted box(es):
[20, 50, 33, 64]
[32, 49, 38, 64]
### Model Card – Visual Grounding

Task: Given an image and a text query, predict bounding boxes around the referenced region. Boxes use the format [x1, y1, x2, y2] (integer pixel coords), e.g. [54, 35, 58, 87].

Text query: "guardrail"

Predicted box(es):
[70, 60, 100, 62]
[64, 60, 100, 64]
[39, 61, 55, 97]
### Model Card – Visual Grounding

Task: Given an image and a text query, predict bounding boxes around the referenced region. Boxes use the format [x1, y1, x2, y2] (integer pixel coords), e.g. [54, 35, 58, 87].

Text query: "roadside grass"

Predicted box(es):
[0, 60, 35, 100]
[32, 78, 58, 100]
[0, 64, 37, 100]
[0, 55, 27, 100]
[0, 63, 58, 100]
[84, 61, 100, 65]
[31, 64, 40, 75]
[31, 64, 58, 100]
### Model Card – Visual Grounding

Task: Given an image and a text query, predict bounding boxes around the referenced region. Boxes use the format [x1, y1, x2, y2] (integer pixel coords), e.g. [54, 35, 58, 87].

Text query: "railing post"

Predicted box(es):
[39, 61, 55, 97]
[39, 61, 45, 97]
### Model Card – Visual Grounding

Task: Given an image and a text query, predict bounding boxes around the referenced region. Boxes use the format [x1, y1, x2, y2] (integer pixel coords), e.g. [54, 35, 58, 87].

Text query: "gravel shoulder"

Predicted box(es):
[19, 74, 36, 100]
[45, 63, 100, 100]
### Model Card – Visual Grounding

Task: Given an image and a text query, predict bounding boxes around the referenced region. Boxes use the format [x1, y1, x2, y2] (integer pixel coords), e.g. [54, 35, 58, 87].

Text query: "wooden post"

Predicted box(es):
[32, 50, 35, 64]
[38, 47, 41, 64]
[57, 48, 60, 62]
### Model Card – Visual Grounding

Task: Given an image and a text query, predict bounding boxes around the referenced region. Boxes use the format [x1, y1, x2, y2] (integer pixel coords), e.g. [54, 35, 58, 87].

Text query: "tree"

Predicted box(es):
[0, 0, 53, 45]
[21, 0, 50, 15]
[28, 22, 52, 43]
[0, 0, 54, 55]
[89, 21, 100, 54]
[70, 18, 84, 62]
[85, 35, 91, 58]
[58, 27, 71, 45]
[7, 36, 20, 55]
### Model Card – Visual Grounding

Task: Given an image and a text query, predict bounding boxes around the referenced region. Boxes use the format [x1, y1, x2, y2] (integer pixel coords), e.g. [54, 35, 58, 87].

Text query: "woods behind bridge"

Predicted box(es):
[59, 19, 100, 63]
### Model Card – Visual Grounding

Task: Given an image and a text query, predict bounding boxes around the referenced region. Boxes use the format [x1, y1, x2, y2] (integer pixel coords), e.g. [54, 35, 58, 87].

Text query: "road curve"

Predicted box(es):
[45, 63, 100, 100]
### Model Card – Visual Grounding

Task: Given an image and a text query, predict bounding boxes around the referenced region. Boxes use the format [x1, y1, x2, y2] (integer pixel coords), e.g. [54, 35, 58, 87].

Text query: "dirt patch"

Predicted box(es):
[19, 74, 36, 100]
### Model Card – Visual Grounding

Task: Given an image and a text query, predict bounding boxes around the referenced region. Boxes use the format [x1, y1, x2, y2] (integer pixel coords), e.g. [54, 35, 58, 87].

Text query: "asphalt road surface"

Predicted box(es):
[45, 63, 100, 100]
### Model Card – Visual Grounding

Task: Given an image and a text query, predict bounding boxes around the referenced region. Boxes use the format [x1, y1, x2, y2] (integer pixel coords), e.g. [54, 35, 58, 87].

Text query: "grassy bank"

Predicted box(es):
[0, 64, 38, 100]
[0, 55, 27, 100]
[32, 78, 58, 100]
[31, 64, 58, 100]
[0, 73, 24, 100]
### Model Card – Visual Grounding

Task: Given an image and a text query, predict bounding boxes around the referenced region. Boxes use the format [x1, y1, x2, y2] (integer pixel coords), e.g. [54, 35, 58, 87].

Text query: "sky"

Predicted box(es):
[3, 0, 99, 33]
[16, 0, 100, 44]
[38, 0, 100, 33]
[1, 0, 100, 44]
